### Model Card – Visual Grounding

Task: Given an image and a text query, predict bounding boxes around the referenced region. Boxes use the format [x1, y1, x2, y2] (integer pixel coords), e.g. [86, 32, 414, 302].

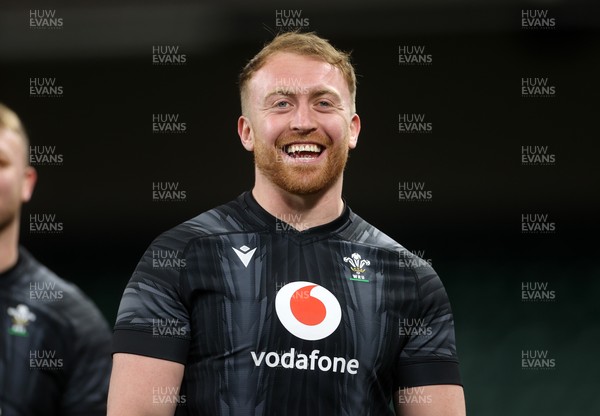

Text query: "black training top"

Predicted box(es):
[0, 247, 112, 416]
[114, 192, 461, 415]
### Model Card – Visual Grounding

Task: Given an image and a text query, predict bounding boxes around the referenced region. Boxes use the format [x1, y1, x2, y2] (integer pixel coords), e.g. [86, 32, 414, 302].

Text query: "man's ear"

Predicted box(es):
[348, 113, 361, 149]
[21, 166, 37, 203]
[237, 116, 254, 152]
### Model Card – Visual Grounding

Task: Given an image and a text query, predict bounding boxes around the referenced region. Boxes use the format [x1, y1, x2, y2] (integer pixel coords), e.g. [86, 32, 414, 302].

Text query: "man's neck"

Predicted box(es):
[252, 175, 345, 231]
[0, 220, 20, 273]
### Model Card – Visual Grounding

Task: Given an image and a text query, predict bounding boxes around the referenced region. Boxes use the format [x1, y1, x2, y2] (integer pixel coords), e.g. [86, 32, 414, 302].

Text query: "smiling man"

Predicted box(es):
[108, 32, 465, 416]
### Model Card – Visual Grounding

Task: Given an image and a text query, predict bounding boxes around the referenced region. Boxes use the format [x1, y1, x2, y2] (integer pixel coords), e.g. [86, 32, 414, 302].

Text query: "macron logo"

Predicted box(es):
[232, 245, 257, 267]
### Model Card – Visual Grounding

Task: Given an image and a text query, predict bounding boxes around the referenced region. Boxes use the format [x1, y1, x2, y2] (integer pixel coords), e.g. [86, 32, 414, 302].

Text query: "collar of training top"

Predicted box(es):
[240, 191, 352, 237]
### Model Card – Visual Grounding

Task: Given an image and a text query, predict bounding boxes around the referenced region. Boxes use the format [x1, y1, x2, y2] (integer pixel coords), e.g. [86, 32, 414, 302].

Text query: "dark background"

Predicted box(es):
[1, 0, 599, 414]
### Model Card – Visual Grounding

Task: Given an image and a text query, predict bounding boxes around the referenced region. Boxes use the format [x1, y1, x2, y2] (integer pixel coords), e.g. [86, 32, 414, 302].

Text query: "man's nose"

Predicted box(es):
[290, 102, 317, 133]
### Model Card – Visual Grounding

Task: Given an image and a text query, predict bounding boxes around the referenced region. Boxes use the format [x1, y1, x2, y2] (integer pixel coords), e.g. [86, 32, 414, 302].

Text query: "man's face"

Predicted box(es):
[239, 52, 360, 195]
[0, 128, 35, 232]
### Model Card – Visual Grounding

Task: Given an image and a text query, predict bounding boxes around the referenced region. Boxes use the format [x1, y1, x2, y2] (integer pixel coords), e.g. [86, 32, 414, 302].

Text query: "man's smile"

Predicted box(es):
[281, 142, 325, 162]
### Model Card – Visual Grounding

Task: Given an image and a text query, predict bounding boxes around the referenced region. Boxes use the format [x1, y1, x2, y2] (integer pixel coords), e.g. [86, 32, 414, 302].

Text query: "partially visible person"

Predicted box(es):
[0, 102, 111, 416]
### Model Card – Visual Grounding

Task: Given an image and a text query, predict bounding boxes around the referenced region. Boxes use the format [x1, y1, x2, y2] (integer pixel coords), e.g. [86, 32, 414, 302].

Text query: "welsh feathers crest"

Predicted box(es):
[7, 304, 36, 336]
[343, 253, 371, 281]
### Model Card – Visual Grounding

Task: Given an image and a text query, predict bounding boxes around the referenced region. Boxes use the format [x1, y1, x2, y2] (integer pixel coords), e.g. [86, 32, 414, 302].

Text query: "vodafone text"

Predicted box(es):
[251, 348, 359, 374]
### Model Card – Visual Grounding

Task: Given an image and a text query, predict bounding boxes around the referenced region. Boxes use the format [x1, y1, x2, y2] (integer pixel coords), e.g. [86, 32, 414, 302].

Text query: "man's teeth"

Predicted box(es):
[285, 144, 323, 154]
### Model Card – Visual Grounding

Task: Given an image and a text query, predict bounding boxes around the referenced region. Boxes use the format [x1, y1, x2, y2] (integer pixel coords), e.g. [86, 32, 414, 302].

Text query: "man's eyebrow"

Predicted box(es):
[263, 90, 294, 102]
[310, 88, 342, 100]
[263, 88, 342, 102]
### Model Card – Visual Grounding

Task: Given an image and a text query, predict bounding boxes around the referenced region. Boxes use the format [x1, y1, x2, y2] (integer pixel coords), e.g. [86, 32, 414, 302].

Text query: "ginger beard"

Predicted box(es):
[253, 132, 350, 195]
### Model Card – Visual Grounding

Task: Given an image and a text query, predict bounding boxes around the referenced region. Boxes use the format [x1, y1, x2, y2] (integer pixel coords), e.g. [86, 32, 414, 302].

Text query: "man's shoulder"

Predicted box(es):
[21, 249, 85, 296]
[345, 211, 438, 279]
[345, 211, 408, 254]
[152, 193, 253, 250]
[346, 211, 433, 266]
[15, 249, 110, 332]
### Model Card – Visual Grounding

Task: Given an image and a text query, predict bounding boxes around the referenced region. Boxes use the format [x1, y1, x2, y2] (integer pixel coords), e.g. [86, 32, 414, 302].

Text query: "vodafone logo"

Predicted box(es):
[252, 282, 359, 374]
[275, 281, 341, 341]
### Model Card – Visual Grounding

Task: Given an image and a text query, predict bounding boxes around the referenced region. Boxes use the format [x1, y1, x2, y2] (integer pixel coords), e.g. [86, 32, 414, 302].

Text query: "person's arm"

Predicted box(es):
[394, 252, 464, 415]
[107, 353, 185, 416]
[109, 231, 192, 416]
[394, 384, 466, 416]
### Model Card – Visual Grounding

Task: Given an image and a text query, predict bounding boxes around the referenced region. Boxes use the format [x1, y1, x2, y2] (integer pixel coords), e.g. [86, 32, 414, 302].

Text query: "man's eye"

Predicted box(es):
[317, 101, 332, 107]
[275, 101, 290, 108]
